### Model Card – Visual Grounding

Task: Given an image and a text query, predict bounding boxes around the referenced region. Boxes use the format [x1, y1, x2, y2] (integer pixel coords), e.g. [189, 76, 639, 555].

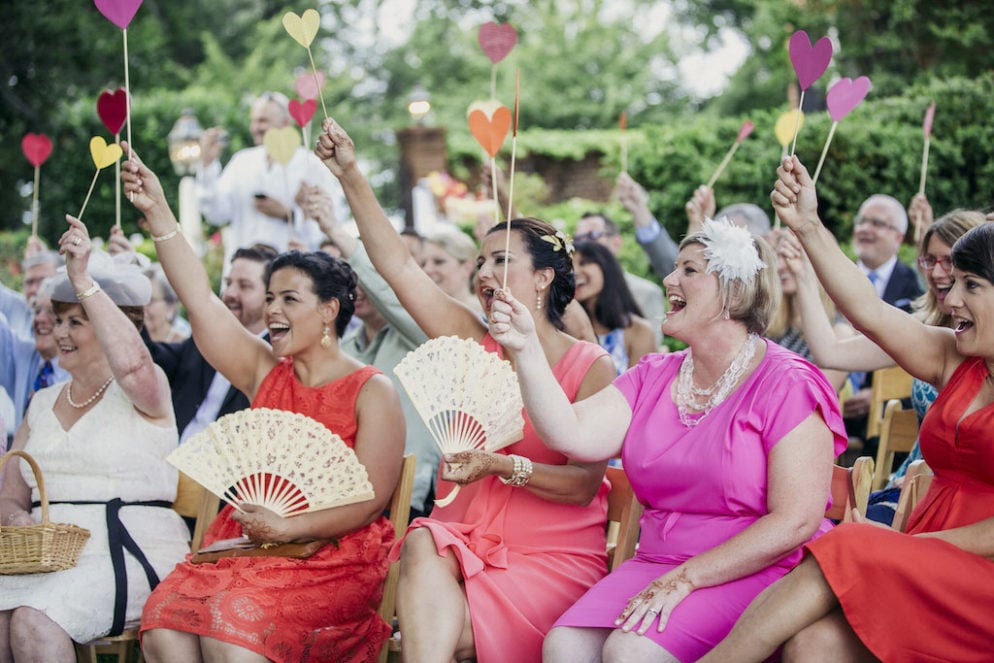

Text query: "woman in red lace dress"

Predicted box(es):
[122, 144, 405, 663]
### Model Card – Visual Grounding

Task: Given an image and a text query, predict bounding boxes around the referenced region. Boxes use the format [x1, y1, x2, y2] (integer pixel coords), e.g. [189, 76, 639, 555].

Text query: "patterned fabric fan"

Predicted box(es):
[394, 336, 524, 506]
[167, 408, 374, 517]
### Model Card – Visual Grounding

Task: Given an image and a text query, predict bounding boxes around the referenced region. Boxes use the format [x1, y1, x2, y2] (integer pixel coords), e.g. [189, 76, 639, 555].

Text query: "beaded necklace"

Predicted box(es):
[675, 333, 757, 427]
[66, 376, 114, 409]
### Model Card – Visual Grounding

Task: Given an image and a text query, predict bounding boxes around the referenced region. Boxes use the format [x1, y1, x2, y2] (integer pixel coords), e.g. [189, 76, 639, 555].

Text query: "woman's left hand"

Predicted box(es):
[440, 450, 502, 486]
[232, 504, 290, 544]
[615, 567, 695, 635]
[58, 215, 93, 287]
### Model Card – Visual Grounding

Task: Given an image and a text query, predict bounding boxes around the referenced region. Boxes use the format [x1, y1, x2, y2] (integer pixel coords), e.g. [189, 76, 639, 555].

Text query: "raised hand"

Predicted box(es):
[771, 156, 820, 235]
[120, 142, 169, 217]
[908, 193, 933, 244]
[58, 215, 94, 285]
[685, 185, 716, 235]
[488, 288, 538, 355]
[315, 118, 358, 178]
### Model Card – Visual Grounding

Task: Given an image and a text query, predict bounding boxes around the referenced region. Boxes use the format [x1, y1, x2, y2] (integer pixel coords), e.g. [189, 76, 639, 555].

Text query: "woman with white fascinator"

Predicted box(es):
[0, 215, 189, 662]
[489, 217, 848, 662]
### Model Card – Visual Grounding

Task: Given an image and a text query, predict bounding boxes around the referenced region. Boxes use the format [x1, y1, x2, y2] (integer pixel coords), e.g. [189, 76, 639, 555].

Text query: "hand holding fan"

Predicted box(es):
[167, 408, 375, 518]
[394, 336, 524, 506]
[21, 134, 53, 237]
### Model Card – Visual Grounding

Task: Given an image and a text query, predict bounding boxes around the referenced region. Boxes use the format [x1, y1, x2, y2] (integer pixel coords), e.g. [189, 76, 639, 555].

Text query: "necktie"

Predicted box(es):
[867, 271, 879, 285]
[30, 361, 55, 403]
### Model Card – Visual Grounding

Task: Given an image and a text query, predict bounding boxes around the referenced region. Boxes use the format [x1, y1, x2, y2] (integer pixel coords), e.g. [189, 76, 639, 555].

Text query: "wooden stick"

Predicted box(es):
[619, 112, 628, 174]
[31, 166, 40, 237]
[918, 136, 930, 196]
[811, 121, 838, 184]
[790, 90, 805, 157]
[504, 70, 520, 235]
[491, 64, 498, 101]
[705, 140, 741, 189]
[77, 170, 101, 221]
[114, 132, 121, 229]
[123, 29, 134, 207]
[306, 48, 329, 120]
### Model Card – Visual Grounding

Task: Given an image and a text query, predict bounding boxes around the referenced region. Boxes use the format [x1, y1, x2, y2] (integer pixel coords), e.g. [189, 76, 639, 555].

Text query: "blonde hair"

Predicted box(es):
[424, 229, 477, 264]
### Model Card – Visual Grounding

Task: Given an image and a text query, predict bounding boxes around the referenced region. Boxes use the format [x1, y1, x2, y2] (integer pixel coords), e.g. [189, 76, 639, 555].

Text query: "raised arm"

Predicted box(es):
[771, 156, 957, 386]
[58, 216, 171, 420]
[618, 172, 678, 278]
[121, 143, 274, 398]
[315, 120, 485, 341]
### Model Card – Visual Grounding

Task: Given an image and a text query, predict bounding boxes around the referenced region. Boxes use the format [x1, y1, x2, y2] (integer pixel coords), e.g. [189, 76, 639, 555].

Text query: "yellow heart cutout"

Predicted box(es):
[282, 9, 321, 48]
[775, 109, 805, 148]
[89, 136, 123, 170]
[468, 106, 511, 158]
[263, 127, 301, 166]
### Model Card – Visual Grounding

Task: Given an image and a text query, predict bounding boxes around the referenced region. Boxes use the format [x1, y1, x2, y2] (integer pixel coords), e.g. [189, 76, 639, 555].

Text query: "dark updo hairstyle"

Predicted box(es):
[951, 222, 994, 284]
[573, 240, 644, 329]
[485, 218, 575, 330]
[266, 251, 357, 337]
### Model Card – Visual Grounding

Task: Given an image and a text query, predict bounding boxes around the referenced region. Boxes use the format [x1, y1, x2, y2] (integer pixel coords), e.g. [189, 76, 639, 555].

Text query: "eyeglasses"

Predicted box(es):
[854, 217, 898, 231]
[917, 255, 954, 272]
[574, 230, 616, 243]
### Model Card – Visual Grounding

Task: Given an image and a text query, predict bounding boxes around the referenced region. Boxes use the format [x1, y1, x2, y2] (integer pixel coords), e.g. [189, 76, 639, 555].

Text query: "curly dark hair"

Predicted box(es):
[485, 218, 575, 330]
[266, 251, 357, 337]
[573, 240, 643, 329]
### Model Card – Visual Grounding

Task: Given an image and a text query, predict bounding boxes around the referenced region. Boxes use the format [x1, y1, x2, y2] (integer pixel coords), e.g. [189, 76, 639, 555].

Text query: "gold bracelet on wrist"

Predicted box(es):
[151, 225, 181, 243]
[76, 282, 102, 301]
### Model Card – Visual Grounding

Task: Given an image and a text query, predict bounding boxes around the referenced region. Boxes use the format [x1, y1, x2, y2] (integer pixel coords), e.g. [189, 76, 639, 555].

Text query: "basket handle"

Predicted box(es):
[0, 450, 50, 527]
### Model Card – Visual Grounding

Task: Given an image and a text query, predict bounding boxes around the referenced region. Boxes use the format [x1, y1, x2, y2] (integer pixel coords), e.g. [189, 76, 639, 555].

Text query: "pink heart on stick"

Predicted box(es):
[294, 71, 326, 100]
[789, 31, 832, 91]
[478, 22, 518, 64]
[97, 88, 128, 135]
[22, 134, 53, 167]
[737, 121, 755, 142]
[922, 101, 936, 138]
[826, 76, 871, 122]
[93, 0, 143, 29]
[289, 98, 317, 128]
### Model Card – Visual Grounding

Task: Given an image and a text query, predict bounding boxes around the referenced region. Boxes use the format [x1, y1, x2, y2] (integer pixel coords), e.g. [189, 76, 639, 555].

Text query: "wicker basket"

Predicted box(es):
[0, 450, 90, 574]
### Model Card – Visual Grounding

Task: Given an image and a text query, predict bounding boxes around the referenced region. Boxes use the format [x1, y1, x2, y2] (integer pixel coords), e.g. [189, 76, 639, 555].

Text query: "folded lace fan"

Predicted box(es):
[394, 336, 525, 506]
[167, 408, 375, 518]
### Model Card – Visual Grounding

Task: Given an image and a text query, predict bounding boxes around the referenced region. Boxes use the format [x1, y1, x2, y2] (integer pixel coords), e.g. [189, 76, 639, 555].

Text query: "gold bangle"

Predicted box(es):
[76, 282, 102, 301]
[151, 226, 181, 243]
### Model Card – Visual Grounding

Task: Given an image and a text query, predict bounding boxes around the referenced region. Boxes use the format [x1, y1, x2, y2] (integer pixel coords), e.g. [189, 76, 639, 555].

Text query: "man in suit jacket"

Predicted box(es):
[146, 246, 275, 441]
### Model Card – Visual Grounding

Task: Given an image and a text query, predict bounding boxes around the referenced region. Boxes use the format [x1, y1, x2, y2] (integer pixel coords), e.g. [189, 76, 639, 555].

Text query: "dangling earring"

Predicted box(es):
[321, 326, 333, 349]
[536, 288, 544, 310]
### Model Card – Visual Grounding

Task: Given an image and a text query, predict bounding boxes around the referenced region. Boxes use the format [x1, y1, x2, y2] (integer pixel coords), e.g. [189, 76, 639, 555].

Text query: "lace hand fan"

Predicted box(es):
[167, 408, 374, 518]
[394, 335, 524, 506]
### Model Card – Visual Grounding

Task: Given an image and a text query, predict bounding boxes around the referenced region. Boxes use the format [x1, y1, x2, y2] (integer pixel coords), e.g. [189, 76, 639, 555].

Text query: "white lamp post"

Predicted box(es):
[168, 109, 204, 255]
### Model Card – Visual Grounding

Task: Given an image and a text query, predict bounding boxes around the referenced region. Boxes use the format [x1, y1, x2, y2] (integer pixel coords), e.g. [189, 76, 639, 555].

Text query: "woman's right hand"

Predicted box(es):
[489, 289, 538, 355]
[771, 156, 820, 235]
[315, 119, 358, 178]
[120, 142, 170, 222]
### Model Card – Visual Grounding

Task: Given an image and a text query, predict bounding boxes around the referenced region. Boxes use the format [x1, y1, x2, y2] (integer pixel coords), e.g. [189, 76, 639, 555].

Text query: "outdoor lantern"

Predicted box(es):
[168, 108, 203, 177]
[407, 86, 431, 124]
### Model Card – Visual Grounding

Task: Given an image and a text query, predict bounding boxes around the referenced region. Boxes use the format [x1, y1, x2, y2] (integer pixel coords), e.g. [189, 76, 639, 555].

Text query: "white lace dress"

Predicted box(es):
[0, 382, 189, 642]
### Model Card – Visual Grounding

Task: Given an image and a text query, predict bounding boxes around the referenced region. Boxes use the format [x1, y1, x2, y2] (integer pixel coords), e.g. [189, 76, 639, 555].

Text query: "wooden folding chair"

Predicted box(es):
[865, 366, 914, 441]
[892, 460, 933, 533]
[872, 400, 920, 490]
[378, 455, 417, 663]
[826, 456, 874, 522]
[605, 465, 643, 571]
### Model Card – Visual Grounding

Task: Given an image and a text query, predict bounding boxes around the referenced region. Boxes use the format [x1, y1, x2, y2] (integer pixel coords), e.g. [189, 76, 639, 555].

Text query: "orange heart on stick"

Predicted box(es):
[468, 103, 511, 158]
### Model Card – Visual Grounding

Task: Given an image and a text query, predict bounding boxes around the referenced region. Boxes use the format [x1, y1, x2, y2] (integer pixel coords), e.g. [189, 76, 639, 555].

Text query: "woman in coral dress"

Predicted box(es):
[702, 157, 994, 662]
[316, 120, 617, 662]
[122, 146, 405, 663]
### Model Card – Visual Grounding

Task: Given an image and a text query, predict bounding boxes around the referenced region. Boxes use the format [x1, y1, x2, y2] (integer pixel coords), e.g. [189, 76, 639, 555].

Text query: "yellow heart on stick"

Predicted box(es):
[89, 137, 123, 170]
[263, 127, 301, 165]
[282, 9, 321, 48]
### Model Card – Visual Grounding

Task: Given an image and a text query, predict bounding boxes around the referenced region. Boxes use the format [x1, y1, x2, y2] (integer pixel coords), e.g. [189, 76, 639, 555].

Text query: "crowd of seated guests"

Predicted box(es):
[3, 107, 993, 663]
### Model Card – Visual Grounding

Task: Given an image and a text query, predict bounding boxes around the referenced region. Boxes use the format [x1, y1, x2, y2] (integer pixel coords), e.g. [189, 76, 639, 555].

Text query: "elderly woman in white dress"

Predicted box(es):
[0, 216, 188, 662]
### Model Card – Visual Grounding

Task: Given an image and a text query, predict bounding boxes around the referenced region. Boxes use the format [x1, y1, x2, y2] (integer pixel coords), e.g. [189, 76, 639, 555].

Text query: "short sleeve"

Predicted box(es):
[612, 352, 683, 412]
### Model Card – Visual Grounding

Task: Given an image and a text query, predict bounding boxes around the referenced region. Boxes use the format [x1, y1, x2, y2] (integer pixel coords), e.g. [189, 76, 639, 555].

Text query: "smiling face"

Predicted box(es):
[223, 257, 268, 334]
[476, 230, 549, 316]
[919, 234, 955, 312]
[572, 253, 605, 304]
[249, 98, 289, 146]
[852, 201, 905, 269]
[53, 303, 101, 374]
[32, 293, 58, 360]
[946, 267, 994, 359]
[662, 244, 723, 342]
[421, 241, 473, 299]
[265, 267, 336, 357]
[23, 263, 56, 302]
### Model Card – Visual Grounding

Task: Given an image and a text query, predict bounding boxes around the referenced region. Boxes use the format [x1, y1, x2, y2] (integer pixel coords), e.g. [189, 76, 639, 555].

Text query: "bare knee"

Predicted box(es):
[543, 626, 607, 663]
[782, 613, 872, 663]
[8, 608, 72, 662]
[142, 628, 203, 663]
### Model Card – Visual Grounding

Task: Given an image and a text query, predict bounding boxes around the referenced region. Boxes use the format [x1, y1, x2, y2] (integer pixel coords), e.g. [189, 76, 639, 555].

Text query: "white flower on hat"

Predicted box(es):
[699, 216, 765, 282]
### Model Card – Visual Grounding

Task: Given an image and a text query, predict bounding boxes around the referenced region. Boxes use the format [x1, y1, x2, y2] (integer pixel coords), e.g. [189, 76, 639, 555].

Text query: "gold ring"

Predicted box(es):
[73, 237, 81, 246]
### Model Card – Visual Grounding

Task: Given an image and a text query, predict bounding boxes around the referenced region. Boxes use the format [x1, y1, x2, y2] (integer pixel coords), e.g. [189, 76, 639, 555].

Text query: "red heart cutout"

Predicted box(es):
[294, 71, 326, 100]
[97, 88, 129, 135]
[289, 98, 317, 128]
[468, 106, 511, 157]
[826, 76, 871, 122]
[93, 0, 143, 29]
[789, 30, 833, 91]
[22, 133, 53, 167]
[478, 22, 518, 64]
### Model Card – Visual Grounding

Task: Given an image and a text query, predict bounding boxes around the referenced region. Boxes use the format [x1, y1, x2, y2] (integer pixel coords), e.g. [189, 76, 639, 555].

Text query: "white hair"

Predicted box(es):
[857, 194, 908, 235]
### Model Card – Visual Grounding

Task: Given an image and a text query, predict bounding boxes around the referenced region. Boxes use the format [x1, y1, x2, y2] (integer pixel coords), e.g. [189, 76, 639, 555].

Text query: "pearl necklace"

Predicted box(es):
[66, 377, 114, 409]
[675, 333, 758, 427]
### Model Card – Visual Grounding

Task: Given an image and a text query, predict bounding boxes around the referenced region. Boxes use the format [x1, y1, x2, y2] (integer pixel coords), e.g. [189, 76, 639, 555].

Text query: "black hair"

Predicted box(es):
[952, 223, 994, 284]
[266, 251, 357, 337]
[485, 218, 575, 330]
[233, 244, 278, 265]
[573, 241, 643, 329]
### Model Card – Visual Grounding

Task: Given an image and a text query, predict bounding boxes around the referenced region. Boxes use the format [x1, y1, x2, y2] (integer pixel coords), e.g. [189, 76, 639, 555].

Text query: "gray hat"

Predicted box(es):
[51, 250, 152, 306]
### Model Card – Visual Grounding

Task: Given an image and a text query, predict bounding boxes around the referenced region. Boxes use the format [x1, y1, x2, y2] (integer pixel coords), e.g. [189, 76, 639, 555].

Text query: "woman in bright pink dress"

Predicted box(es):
[122, 147, 405, 663]
[490, 217, 847, 662]
[702, 157, 994, 663]
[316, 120, 617, 662]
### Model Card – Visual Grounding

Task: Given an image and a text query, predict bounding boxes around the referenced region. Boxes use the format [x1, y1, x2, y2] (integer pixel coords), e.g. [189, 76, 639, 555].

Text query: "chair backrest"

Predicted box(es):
[377, 454, 417, 662]
[872, 399, 920, 490]
[826, 456, 874, 522]
[893, 460, 933, 532]
[174, 471, 220, 552]
[605, 466, 643, 571]
[866, 366, 914, 439]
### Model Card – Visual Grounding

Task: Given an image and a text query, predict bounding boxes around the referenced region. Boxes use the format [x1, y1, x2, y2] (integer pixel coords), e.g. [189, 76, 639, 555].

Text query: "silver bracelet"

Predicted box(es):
[499, 454, 533, 487]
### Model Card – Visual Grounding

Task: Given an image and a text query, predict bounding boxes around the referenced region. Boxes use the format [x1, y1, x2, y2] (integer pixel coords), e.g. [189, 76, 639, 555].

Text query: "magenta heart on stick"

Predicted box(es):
[94, 0, 143, 29]
[97, 88, 128, 135]
[478, 22, 517, 64]
[826, 76, 871, 122]
[789, 31, 832, 90]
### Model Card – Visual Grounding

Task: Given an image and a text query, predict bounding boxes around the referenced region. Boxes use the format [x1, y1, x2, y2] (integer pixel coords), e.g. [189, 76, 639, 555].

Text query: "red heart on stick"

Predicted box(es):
[826, 76, 871, 122]
[789, 31, 833, 91]
[97, 88, 129, 135]
[289, 98, 317, 128]
[22, 133, 53, 167]
[478, 22, 518, 64]
[93, 0, 143, 29]
[468, 106, 511, 157]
